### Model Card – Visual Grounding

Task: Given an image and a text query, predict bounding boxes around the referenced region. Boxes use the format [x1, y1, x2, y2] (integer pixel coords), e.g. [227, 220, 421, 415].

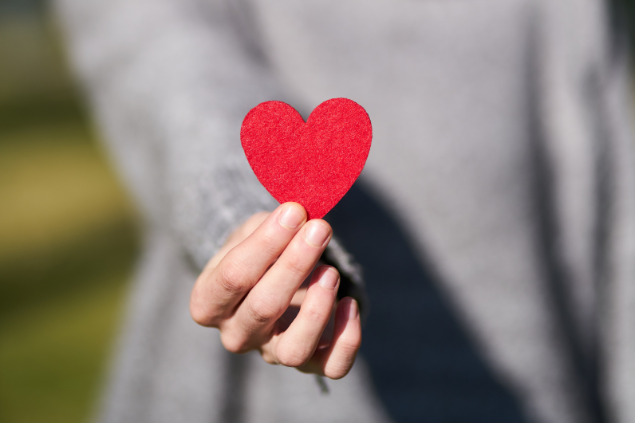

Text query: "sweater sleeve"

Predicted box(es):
[53, 0, 368, 314]
[54, 0, 283, 268]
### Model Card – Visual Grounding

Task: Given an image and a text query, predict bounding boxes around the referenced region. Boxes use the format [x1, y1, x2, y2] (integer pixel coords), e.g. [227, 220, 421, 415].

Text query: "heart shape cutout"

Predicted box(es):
[241, 98, 372, 219]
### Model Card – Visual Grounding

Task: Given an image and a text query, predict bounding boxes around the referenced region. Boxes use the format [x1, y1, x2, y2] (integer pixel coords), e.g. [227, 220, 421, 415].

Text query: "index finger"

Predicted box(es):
[191, 203, 307, 327]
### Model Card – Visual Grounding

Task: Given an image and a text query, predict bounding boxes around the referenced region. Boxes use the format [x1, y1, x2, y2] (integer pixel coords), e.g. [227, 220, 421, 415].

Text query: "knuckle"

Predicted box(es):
[302, 302, 329, 323]
[324, 363, 351, 380]
[190, 303, 216, 327]
[254, 226, 282, 255]
[217, 261, 249, 294]
[247, 297, 281, 324]
[339, 333, 362, 357]
[220, 332, 249, 354]
[261, 350, 278, 365]
[276, 345, 310, 368]
[189, 287, 219, 327]
[281, 254, 310, 279]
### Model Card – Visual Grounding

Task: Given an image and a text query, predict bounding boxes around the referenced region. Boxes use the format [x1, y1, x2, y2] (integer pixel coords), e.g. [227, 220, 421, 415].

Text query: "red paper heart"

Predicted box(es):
[240, 98, 372, 219]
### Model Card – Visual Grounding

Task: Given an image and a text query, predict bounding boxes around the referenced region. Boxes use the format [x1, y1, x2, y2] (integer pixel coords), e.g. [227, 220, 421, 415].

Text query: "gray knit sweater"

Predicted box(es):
[55, 1, 635, 422]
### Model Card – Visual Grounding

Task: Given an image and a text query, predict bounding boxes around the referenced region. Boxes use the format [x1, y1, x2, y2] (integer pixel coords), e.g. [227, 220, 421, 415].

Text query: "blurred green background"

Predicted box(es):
[0, 2, 139, 423]
[0, 1, 634, 423]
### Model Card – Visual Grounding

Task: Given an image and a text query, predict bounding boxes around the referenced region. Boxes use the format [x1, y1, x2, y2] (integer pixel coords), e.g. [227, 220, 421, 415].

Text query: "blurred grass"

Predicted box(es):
[0, 11, 139, 423]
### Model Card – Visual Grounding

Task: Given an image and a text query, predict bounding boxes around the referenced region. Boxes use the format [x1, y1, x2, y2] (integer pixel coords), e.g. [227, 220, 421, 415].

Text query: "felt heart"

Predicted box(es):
[241, 98, 372, 219]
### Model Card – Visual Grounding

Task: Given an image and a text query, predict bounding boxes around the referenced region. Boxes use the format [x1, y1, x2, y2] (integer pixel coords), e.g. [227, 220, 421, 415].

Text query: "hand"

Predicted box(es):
[190, 202, 362, 379]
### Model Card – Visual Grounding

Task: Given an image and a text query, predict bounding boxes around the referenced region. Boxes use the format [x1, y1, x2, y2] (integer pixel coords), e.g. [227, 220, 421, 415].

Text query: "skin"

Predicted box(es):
[190, 202, 362, 379]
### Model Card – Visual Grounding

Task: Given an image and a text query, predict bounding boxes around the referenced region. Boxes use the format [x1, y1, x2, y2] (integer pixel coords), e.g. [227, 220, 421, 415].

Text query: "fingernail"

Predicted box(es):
[348, 299, 359, 320]
[318, 267, 339, 290]
[304, 221, 330, 247]
[279, 204, 305, 229]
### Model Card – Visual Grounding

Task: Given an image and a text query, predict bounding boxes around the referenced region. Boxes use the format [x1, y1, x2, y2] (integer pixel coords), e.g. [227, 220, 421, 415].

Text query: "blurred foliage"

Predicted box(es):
[0, 8, 139, 423]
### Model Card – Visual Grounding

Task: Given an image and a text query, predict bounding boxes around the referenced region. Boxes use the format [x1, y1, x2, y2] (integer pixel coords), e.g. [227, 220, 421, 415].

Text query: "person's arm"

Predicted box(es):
[54, 0, 364, 377]
[54, 0, 282, 265]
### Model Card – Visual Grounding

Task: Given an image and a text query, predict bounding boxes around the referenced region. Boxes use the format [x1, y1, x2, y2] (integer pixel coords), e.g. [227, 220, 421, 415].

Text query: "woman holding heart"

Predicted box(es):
[56, 0, 635, 423]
